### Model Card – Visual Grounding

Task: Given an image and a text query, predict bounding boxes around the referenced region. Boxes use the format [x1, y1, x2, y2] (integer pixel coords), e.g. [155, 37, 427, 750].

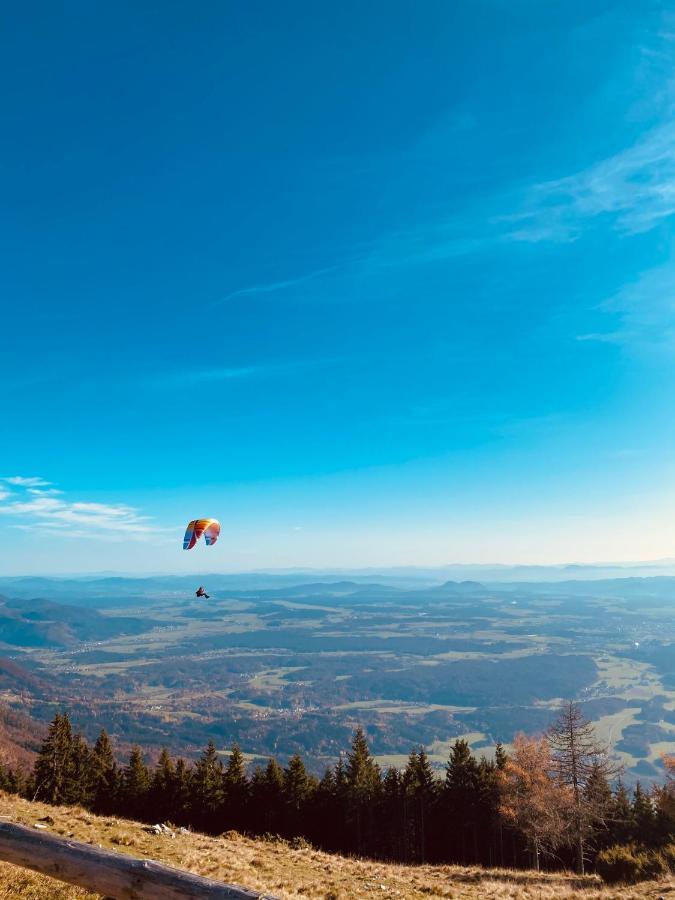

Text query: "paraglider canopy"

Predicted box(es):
[183, 518, 220, 550]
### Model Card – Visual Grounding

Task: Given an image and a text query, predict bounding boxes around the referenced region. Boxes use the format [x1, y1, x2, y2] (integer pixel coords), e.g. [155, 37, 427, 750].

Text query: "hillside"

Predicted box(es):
[0, 793, 671, 899]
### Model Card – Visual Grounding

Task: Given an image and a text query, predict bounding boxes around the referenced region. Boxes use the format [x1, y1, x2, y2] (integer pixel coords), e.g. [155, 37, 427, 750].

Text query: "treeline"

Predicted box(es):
[0, 702, 673, 880]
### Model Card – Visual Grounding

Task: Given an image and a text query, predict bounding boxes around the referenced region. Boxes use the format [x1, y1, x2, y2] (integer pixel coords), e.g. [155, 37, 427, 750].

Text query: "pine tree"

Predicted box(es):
[259, 758, 285, 834]
[632, 782, 656, 845]
[313, 765, 340, 850]
[150, 748, 175, 823]
[582, 762, 613, 861]
[191, 741, 223, 832]
[90, 729, 118, 814]
[33, 713, 74, 804]
[67, 732, 91, 807]
[122, 747, 150, 820]
[283, 754, 314, 836]
[345, 728, 381, 855]
[403, 747, 437, 862]
[172, 758, 192, 825]
[654, 754, 675, 845]
[475, 756, 502, 867]
[607, 779, 632, 845]
[381, 766, 404, 860]
[444, 739, 480, 863]
[223, 743, 249, 831]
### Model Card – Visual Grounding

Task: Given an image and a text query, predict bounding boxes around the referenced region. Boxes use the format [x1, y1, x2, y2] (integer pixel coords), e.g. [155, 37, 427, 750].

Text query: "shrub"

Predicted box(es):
[644, 850, 668, 879]
[597, 843, 669, 884]
[661, 842, 675, 871]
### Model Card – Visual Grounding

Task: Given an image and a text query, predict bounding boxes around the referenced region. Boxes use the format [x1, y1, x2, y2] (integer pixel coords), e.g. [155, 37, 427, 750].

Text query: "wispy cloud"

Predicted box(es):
[149, 365, 265, 389]
[3, 476, 51, 487]
[583, 263, 675, 352]
[0, 478, 156, 541]
[507, 119, 675, 243]
[215, 264, 341, 306]
[148, 358, 336, 390]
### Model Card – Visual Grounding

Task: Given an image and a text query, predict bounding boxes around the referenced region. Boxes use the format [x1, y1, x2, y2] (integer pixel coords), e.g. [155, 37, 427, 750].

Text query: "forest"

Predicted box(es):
[1, 701, 673, 886]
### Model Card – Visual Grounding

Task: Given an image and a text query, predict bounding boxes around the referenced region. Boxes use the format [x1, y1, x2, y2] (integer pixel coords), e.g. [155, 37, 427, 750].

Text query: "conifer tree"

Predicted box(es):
[257, 758, 285, 834]
[582, 761, 613, 858]
[403, 747, 437, 861]
[345, 728, 381, 855]
[192, 740, 223, 831]
[283, 753, 314, 836]
[90, 729, 118, 814]
[68, 732, 92, 807]
[654, 755, 675, 844]
[150, 748, 176, 823]
[607, 779, 632, 845]
[632, 782, 656, 845]
[444, 738, 480, 863]
[313, 766, 340, 850]
[223, 743, 249, 830]
[381, 766, 404, 860]
[172, 757, 192, 825]
[495, 742, 508, 770]
[33, 713, 74, 804]
[122, 747, 150, 820]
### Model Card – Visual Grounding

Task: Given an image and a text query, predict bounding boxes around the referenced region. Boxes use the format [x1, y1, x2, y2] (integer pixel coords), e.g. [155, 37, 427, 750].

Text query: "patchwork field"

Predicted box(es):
[0, 574, 673, 780]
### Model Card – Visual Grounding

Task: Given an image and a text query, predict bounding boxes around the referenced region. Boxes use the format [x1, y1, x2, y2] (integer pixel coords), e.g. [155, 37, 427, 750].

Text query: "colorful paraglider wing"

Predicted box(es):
[183, 518, 219, 550]
[183, 519, 207, 550]
[183, 520, 197, 550]
[204, 520, 220, 546]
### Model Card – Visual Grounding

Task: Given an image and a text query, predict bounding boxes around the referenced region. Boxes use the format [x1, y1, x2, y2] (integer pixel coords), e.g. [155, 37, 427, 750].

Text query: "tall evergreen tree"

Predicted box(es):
[607, 779, 632, 846]
[33, 713, 74, 805]
[150, 748, 176, 823]
[632, 782, 656, 845]
[191, 741, 223, 832]
[171, 758, 192, 825]
[223, 743, 249, 831]
[256, 758, 285, 834]
[403, 747, 437, 862]
[90, 729, 118, 814]
[444, 739, 480, 863]
[345, 728, 381, 855]
[67, 732, 92, 807]
[283, 754, 314, 836]
[122, 747, 150, 820]
[582, 762, 613, 860]
[380, 766, 404, 860]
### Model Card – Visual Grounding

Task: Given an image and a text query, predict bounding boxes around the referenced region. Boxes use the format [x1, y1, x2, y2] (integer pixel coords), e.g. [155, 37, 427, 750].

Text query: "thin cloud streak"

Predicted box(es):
[215, 264, 341, 306]
[0, 478, 157, 540]
[148, 358, 339, 390]
[507, 119, 675, 243]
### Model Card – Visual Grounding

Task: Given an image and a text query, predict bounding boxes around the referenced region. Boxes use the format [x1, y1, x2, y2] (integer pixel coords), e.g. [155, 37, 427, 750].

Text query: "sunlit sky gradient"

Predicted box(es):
[3, 1, 675, 574]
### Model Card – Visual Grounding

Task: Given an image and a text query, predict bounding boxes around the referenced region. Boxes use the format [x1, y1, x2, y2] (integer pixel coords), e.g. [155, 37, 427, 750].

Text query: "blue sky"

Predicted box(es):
[3, 1, 675, 574]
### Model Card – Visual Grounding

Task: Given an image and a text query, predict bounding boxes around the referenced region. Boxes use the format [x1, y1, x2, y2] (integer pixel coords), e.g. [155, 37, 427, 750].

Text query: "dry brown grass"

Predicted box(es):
[0, 792, 672, 899]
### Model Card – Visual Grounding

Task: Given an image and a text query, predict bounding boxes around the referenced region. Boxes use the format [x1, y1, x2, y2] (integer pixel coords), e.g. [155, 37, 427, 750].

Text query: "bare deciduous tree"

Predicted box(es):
[547, 701, 621, 874]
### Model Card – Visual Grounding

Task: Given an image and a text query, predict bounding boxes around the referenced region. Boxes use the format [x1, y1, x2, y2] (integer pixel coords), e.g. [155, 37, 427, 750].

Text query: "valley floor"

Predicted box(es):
[0, 793, 672, 899]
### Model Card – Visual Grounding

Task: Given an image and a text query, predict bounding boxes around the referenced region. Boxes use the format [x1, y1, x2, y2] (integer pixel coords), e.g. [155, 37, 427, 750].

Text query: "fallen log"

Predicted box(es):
[0, 821, 278, 899]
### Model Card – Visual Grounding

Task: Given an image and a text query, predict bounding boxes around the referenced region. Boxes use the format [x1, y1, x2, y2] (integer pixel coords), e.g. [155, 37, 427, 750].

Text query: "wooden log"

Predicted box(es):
[0, 821, 279, 899]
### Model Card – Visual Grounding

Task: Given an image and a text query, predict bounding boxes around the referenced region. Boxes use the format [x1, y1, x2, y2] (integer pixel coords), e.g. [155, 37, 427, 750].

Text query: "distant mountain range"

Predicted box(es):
[3, 559, 675, 591]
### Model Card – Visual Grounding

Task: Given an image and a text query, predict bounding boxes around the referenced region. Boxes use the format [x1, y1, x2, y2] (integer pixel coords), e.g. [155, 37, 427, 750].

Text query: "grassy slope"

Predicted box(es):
[0, 793, 672, 899]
